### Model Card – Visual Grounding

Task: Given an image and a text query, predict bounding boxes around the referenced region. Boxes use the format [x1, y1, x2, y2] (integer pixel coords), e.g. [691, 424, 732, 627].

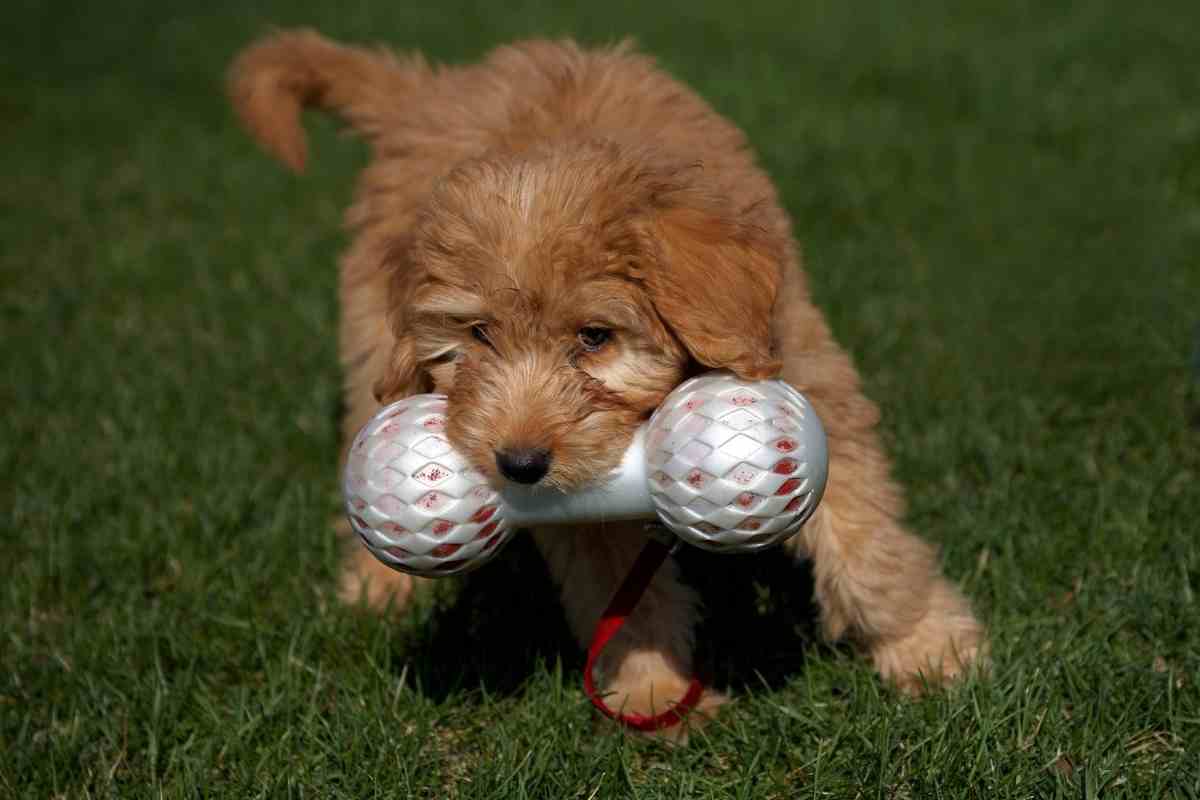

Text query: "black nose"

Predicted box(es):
[495, 448, 552, 484]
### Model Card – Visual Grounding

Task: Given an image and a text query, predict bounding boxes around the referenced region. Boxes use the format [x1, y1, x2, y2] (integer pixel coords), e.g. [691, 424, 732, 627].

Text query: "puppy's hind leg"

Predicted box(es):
[775, 303, 986, 692]
[790, 484, 986, 693]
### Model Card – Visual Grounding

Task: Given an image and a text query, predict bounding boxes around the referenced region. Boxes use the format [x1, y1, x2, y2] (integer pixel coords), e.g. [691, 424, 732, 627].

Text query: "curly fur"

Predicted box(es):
[228, 29, 986, 736]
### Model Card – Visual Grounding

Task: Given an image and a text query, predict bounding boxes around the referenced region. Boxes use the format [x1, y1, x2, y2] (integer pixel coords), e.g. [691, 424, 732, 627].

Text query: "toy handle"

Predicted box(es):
[499, 428, 654, 527]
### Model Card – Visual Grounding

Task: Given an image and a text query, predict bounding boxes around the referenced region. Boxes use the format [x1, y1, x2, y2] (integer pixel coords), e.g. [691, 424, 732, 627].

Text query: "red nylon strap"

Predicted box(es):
[583, 536, 705, 732]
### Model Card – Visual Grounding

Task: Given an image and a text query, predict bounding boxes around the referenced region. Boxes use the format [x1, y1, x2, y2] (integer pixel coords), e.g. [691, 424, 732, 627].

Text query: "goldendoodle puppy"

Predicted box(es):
[228, 30, 985, 728]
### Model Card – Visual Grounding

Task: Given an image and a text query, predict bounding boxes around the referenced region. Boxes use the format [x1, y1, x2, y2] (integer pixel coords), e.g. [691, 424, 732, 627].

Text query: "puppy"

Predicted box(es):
[228, 30, 985, 727]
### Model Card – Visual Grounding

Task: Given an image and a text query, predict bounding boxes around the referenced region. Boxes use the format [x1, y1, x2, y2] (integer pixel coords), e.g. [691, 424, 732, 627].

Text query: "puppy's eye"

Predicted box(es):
[471, 323, 494, 348]
[577, 326, 612, 352]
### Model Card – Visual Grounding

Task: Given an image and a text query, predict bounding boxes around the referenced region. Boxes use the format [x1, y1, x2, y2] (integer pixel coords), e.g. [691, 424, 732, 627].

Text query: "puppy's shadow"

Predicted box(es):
[678, 547, 821, 692]
[398, 536, 820, 702]
[396, 536, 576, 701]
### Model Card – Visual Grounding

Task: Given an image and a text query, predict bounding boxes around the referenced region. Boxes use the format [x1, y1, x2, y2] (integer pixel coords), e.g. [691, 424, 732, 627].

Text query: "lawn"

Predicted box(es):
[3, 0, 1199, 796]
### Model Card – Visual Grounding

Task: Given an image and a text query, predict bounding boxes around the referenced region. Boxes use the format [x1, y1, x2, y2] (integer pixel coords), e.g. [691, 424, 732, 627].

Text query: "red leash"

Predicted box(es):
[583, 534, 705, 732]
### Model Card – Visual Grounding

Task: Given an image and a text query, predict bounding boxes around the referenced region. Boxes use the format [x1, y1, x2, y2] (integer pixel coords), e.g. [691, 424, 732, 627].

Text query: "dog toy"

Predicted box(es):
[343, 371, 828, 577]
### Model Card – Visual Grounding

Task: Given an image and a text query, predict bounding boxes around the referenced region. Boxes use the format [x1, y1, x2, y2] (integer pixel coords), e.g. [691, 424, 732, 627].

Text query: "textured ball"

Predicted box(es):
[344, 372, 829, 577]
[342, 396, 510, 576]
[643, 372, 828, 552]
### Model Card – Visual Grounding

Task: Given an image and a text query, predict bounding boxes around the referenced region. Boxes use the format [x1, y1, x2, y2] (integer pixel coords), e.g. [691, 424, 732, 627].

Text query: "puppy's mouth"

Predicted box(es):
[442, 379, 646, 493]
[472, 431, 637, 495]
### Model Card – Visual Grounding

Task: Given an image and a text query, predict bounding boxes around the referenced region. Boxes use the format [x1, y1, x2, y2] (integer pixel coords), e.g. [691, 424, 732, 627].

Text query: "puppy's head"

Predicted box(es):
[375, 141, 784, 489]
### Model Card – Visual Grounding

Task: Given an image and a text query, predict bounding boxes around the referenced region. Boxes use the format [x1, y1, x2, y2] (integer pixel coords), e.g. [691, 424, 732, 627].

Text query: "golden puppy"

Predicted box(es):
[228, 30, 985, 727]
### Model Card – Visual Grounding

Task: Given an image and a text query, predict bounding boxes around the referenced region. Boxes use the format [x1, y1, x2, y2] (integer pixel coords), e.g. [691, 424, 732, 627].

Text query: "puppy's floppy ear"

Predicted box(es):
[637, 202, 784, 380]
[372, 334, 425, 403]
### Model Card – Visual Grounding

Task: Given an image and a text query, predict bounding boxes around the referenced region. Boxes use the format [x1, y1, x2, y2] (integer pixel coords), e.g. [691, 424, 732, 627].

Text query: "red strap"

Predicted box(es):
[583, 536, 705, 732]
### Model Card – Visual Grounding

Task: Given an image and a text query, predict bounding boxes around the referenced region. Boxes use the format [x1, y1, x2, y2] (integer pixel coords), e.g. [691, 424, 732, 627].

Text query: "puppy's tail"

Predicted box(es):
[227, 29, 429, 172]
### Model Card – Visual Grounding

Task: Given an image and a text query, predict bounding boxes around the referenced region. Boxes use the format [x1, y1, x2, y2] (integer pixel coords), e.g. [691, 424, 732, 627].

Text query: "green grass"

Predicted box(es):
[3, 0, 1199, 796]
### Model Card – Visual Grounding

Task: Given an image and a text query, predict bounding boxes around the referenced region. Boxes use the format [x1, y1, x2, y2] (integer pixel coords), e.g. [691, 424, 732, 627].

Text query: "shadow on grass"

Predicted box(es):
[680, 546, 821, 693]
[394, 536, 578, 701]
[394, 535, 822, 703]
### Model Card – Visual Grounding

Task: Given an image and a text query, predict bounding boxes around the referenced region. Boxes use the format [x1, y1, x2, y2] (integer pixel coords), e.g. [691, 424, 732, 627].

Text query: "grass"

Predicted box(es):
[3, 0, 1199, 796]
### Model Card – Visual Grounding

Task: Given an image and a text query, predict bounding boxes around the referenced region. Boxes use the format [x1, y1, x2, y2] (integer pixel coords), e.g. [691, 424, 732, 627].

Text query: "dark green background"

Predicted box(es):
[3, 1, 1198, 796]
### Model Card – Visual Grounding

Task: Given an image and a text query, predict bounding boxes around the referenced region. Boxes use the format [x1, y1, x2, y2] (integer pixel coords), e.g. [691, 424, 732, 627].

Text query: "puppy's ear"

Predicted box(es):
[372, 335, 425, 403]
[638, 203, 784, 380]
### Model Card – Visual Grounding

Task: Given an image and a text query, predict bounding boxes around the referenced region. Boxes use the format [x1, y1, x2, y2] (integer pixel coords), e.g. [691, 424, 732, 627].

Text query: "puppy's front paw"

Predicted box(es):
[871, 579, 987, 695]
[598, 652, 727, 744]
[337, 545, 422, 615]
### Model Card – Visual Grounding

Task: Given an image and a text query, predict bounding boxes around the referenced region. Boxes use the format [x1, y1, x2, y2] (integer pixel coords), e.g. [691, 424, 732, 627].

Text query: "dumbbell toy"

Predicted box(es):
[343, 371, 828, 577]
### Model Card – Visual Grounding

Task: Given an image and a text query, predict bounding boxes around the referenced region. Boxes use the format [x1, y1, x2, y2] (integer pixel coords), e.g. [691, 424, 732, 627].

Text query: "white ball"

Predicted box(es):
[643, 372, 828, 552]
[342, 396, 510, 576]
[343, 373, 829, 576]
